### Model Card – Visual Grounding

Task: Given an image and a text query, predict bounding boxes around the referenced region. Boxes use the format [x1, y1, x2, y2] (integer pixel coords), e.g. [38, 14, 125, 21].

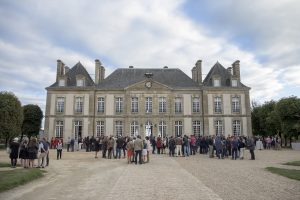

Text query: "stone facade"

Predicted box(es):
[44, 59, 252, 141]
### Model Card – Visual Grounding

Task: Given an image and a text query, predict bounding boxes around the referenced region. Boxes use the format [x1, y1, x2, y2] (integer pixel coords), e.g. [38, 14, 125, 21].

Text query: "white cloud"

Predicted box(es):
[0, 0, 297, 113]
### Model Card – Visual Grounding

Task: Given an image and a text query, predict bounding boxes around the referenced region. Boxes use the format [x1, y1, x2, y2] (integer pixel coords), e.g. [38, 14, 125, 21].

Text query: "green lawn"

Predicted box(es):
[0, 168, 44, 192]
[266, 167, 300, 181]
[283, 161, 300, 166]
[0, 162, 20, 168]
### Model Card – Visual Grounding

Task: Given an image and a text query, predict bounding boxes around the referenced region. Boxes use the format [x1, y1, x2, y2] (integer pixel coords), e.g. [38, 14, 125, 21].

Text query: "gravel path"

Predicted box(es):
[0, 149, 299, 200]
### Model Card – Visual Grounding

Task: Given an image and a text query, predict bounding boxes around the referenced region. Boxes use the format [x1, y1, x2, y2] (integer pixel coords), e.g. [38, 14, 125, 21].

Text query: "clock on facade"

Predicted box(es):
[145, 81, 152, 88]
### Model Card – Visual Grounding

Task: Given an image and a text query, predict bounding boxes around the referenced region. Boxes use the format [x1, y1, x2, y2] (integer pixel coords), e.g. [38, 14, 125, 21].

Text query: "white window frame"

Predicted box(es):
[192, 97, 200, 113]
[56, 97, 65, 113]
[115, 120, 123, 136]
[58, 79, 65, 87]
[159, 121, 167, 138]
[76, 79, 84, 87]
[131, 97, 139, 113]
[74, 120, 82, 140]
[115, 97, 123, 113]
[75, 97, 83, 113]
[214, 120, 223, 136]
[97, 97, 105, 113]
[55, 121, 64, 138]
[145, 97, 152, 113]
[214, 96, 222, 113]
[192, 120, 201, 135]
[232, 79, 238, 87]
[233, 120, 241, 136]
[96, 121, 105, 137]
[130, 121, 139, 137]
[159, 97, 167, 113]
[175, 121, 183, 137]
[232, 96, 240, 113]
[214, 79, 220, 87]
[175, 97, 182, 113]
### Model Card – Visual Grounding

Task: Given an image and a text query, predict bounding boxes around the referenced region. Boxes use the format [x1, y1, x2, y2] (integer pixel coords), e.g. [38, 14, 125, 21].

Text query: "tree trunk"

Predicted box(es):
[284, 135, 287, 147]
[289, 136, 292, 147]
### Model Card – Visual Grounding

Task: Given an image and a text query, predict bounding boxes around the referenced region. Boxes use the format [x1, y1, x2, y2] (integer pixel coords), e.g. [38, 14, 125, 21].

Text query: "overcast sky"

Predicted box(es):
[0, 0, 299, 115]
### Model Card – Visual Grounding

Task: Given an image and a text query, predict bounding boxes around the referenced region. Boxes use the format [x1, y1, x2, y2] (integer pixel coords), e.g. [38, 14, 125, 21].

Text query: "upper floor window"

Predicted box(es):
[214, 96, 222, 113]
[214, 120, 223, 136]
[232, 96, 240, 113]
[145, 97, 152, 113]
[58, 79, 65, 87]
[131, 97, 138, 113]
[96, 121, 105, 137]
[159, 97, 166, 113]
[56, 97, 65, 113]
[232, 120, 241, 136]
[175, 97, 182, 113]
[75, 97, 83, 113]
[232, 79, 238, 87]
[214, 79, 220, 87]
[115, 97, 123, 113]
[76, 79, 84, 87]
[97, 97, 105, 113]
[192, 97, 200, 113]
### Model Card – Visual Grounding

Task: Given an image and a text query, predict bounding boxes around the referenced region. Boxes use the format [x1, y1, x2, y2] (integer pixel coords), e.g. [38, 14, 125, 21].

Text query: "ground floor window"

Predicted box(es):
[193, 120, 201, 135]
[214, 120, 223, 136]
[115, 121, 123, 136]
[158, 121, 167, 138]
[74, 120, 82, 140]
[130, 121, 139, 137]
[233, 120, 241, 136]
[175, 121, 183, 137]
[55, 121, 64, 138]
[96, 121, 105, 137]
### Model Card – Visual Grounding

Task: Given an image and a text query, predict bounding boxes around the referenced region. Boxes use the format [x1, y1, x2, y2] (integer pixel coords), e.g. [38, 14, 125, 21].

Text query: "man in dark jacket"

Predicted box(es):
[168, 136, 176, 157]
[247, 137, 255, 160]
[9, 138, 20, 168]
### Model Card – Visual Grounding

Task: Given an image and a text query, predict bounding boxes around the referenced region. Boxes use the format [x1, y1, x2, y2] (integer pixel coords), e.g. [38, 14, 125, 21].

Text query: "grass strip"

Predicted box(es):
[266, 167, 300, 181]
[283, 161, 300, 166]
[0, 168, 44, 192]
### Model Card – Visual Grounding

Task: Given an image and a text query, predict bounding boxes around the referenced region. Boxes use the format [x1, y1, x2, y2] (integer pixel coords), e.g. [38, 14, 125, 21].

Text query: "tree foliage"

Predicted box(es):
[0, 91, 23, 145]
[22, 104, 43, 139]
[252, 96, 300, 142]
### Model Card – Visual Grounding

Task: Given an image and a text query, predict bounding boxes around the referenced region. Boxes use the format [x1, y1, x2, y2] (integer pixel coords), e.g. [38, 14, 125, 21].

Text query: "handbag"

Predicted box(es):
[6, 147, 11, 154]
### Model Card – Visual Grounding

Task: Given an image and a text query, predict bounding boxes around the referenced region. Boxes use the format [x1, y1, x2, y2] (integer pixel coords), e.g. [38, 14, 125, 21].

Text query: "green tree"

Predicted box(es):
[0, 91, 23, 146]
[22, 104, 43, 139]
[275, 96, 300, 145]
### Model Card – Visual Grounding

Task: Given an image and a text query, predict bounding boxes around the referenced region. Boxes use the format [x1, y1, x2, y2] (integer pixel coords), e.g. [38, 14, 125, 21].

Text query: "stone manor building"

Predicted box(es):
[44, 59, 252, 140]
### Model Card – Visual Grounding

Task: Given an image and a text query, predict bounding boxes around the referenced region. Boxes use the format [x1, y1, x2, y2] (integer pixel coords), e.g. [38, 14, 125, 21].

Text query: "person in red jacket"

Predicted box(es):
[156, 136, 162, 154]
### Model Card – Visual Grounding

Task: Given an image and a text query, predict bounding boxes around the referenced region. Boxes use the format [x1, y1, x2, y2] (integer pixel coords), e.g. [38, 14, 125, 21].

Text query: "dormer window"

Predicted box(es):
[58, 79, 65, 87]
[214, 79, 220, 87]
[76, 79, 84, 87]
[232, 79, 238, 87]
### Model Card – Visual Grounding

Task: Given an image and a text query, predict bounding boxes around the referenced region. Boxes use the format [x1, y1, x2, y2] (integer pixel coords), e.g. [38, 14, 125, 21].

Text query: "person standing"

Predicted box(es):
[9, 137, 20, 168]
[70, 137, 75, 152]
[27, 138, 38, 168]
[116, 136, 124, 159]
[175, 136, 182, 157]
[102, 136, 108, 158]
[133, 135, 143, 164]
[67, 137, 71, 152]
[168, 136, 176, 157]
[239, 137, 245, 160]
[38, 138, 47, 168]
[145, 136, 152, 163]
[231, 136, 238, 160]
[107, 136, 114, 159]
[94, 138, 100, 158]
[56, 139, 63, 159]
[19, 138, 29, 168]
[126, 137, 134, 164]
[248, 137, 256, 160]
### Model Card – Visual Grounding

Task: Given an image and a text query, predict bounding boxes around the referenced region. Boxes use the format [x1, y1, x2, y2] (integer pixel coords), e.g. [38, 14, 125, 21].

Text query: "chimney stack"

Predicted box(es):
[232, 60, 240, 80]
[56, 59, 65, 81]
[95, 59, 105, 84]
[192, 59, 202, 84]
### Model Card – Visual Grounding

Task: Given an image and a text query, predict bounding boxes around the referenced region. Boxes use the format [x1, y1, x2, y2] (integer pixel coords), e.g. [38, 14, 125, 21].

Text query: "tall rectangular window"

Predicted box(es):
[214, 120, 223, 136]
[175, 121, 183, 137]
[97, 97, 105, 113]
[193, 121, 201, 135]
[233, 120, 241, 136]
[175, 97, 182, 113]
[75, 97, 83, 113]
[159, 97, 166, 113]
[145, 97, 152, 113]
[74, 120, 82, 140]
[115, 97, 123, 113]
[115, 121, 123, 136]
[232, 96, 240, 113]
[58, 79, 65, 87]
[214, 96, 222, 113]
[96, 121, 105, 137]
[159, 121, 167, 138]
[56, 97, 65, 113]
[55, 121, 64, 138]
[131, 97, 139, 113]
[130, 121, 139, 137]
[192, 97, 200, 113]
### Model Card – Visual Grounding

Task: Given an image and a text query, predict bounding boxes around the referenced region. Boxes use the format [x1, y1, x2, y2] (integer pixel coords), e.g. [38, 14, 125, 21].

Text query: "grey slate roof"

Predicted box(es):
[49, 62, 94, 88]
[203, 62, 247, 88]
[97, 68, 199, 89]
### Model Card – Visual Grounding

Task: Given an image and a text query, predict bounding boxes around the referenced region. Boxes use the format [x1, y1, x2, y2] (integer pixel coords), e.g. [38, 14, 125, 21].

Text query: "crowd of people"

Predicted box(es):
[7, 133, 278, 168]
[8, 137, 51, 168]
